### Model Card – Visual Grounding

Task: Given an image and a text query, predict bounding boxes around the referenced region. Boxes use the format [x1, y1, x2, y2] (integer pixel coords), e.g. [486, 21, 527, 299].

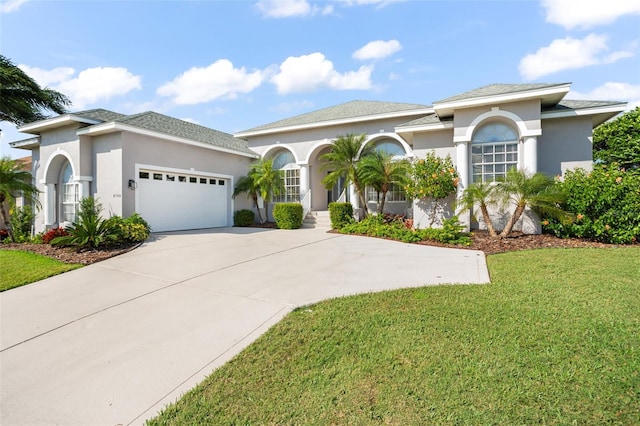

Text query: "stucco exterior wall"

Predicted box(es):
[92, 133, 123, 217]
[538, 116, 593, 177]
[120, 133, 254, 217]
[411, 129, 455, 161]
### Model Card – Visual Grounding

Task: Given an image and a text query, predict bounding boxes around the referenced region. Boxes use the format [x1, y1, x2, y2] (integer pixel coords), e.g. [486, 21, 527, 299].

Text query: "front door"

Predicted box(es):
[327, 173, 346, 207]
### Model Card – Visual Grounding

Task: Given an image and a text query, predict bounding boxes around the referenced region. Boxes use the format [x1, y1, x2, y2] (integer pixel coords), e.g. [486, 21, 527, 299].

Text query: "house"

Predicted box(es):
[10, 83, 626, 234]
[10, 110, 258, 233]
[235, 83, 626, 232]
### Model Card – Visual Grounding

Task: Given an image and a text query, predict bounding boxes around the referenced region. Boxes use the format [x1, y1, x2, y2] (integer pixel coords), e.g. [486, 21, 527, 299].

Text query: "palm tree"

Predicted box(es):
[232, 174, 264, 223]
[250, 158, 284, 222]
[358, 151, 410, 214]
[495, 168, 568, 237]
[457, 180, 499, 237]
[0, 54, 70, 126]
[0, 156, 40, 241]
[321, 133, 372, 216]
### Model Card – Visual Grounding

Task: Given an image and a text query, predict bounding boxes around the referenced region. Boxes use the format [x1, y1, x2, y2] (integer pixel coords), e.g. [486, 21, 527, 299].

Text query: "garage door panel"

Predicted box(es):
[137, 172, 228, 232]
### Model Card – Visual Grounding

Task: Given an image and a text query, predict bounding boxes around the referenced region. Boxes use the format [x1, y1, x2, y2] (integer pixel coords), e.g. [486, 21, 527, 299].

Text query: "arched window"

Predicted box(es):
[471, 122, 518, 182]
[271, 151, 300, 203]
[60, 161, 79, 223]
[367, 138, 406, 157]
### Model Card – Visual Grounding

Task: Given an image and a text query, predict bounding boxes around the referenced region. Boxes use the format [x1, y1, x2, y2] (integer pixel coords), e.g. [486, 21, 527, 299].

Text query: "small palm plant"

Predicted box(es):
[358, 151, 410, 214]
[52, 197, 120, 250]
[495, 168, 569, 237]
[250, 159, 284, 223]
[0, 156, 40, 242]
[457, 180, 499, 237]
[232, 174, 263, 223]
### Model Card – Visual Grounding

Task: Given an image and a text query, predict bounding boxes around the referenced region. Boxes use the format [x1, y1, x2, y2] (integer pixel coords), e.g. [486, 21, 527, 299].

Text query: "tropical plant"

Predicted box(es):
[406, 152, 459, 226]
[51, 197, 120, 250]
[328, 202, 353, 230]
[321, 133, 373, 216]
[0, 54, 71, 126]
[457, 181, 499, 237]
[233, 209, 255, 227]
[495, 168, 568, 237]
[358, 151, 410, 214]
[232, 174, 263, 223]
[250, 158, 284, 222]
[0, 156, 40, 242]
[593, 107, 640, 169]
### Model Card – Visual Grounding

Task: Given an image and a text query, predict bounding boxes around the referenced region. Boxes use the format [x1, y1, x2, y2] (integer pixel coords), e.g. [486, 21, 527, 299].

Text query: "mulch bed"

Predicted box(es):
[0, 228, 629, 266]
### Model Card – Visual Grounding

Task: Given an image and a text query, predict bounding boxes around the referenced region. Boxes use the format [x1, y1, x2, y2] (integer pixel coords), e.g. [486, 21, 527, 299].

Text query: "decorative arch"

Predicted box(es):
[455, 108, 540, 143]
[359, 133, 413, 159]
[41, 149, 76, 184]
[304, 139, 335, 164]
[261, 144, 299, 165]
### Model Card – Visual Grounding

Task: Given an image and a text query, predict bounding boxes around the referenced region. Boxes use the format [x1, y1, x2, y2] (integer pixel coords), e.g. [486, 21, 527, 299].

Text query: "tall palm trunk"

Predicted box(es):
[500, 202, 526, 237]
[0, 193, 15, 242]
[252, 195, 263, 223]
[479, 202, 498, 237]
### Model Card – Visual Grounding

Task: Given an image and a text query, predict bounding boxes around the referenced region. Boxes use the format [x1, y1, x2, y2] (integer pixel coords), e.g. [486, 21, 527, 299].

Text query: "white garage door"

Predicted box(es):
[137, 169, 228, 232]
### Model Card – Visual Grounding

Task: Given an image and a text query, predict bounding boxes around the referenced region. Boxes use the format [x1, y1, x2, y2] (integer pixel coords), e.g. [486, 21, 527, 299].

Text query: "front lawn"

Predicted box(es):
[149, 247, 639, 425]
[0, 250, 82, 291]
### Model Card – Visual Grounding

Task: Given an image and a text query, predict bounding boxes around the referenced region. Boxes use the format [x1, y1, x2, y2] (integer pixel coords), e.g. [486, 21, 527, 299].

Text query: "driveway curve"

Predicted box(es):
[1, 227, 489, 425]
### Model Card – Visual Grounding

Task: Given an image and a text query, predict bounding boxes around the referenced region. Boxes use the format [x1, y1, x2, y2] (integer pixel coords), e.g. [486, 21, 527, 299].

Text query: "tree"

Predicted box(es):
[232, 174, 264, 224]
[593, 107, 640, 169]
[495, 168, 568, 237]
[250, 158, 284, 222]
[0, 156, 40, 242]
[321, 133, 372, 216]
[0, 54, 71, 126]
[358, 151, 410, 214]
[457, 181, 499, 237]
[405, 151, 459, 227]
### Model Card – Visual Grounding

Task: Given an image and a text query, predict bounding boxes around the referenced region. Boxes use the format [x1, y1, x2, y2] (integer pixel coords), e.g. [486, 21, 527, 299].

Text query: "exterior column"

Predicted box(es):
[299, 164, 309, 194]
[44, 183, 55, 226]
[523, 136, 538, 174]
[349, 183, 358, 208]
[454, 140, 470, 231]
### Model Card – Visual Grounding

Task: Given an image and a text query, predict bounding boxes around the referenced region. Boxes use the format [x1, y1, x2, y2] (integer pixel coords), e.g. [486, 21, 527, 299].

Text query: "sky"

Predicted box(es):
[1, 0, 639, 159]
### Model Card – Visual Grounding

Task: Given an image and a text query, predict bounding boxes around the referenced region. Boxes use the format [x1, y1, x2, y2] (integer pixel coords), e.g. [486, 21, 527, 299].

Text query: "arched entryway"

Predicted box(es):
[41, 153, 87, 228]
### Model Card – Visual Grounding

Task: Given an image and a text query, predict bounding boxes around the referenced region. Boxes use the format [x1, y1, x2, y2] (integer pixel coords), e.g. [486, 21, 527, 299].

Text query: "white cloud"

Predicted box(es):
[542, 0, 640, 29]
[519, 34, 633, 80]
[19, 64, 141, 109]
[353, 39, 402, 61]
[270, 52, 373, 94]
[569, 82, 640, 110]
[0, 0, 29, 13]
[157, 59, 264, 105]
[255, 0, 331, 18]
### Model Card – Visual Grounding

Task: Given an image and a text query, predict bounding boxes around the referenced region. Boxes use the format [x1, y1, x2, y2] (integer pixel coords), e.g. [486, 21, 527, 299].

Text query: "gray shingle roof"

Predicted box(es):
[435, 83, 570, 104]
[240, 100, 430, 133]
[73, 109, 127, 122]
[114, 111, 257, 156]
[542, 99, 626, 112]
[397, 113, 452, 128]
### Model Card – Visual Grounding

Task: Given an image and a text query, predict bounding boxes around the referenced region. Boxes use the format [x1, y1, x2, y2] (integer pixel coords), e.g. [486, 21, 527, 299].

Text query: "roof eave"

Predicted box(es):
[78, 122, 260, 159]
[395, 121, 454, 134]
[17, 114, 103, 134]
[434, 84, 572, 117]
[541, 103, 627, 126]
[9, 136, 41, 150]
[235, 107, 435, 138]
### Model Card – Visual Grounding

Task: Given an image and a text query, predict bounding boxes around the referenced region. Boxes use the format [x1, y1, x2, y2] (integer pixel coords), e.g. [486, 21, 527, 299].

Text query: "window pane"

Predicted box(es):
[471, 146, 482, 154]
[484, 165, 493, 173]
[483, 154, 493, 162]
[495, 164, 505, 173]
[494, 145, 505, 153]
[495, 154, 505, 162]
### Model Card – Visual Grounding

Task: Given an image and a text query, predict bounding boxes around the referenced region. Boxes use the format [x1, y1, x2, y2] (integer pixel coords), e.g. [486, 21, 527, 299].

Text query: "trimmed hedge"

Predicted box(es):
[273, 203, 303, 229]
[234, 209, 255, 227]
[328, 202, 353, 229]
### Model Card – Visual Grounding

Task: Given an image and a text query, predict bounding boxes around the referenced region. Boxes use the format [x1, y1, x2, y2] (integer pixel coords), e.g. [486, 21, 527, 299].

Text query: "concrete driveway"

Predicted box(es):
[1, 227, 489, 425]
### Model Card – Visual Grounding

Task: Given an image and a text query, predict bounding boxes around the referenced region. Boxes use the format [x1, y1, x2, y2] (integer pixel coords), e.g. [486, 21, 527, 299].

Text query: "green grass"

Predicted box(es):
[0, 250, 82, 291]
[149, 248, 640, 425]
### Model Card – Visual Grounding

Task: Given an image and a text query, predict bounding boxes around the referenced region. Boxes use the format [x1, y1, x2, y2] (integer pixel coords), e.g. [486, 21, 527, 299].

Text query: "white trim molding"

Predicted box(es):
[453, 109, 541, 143]
[261, 144, 300, 163]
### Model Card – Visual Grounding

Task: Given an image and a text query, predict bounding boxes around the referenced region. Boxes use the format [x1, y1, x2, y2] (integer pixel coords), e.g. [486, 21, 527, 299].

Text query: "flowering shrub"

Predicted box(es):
[543, 164, 640, 244]
[405, 151, 458, 226]
[42, 227, 68, 244]
[0, 229, 8, 241]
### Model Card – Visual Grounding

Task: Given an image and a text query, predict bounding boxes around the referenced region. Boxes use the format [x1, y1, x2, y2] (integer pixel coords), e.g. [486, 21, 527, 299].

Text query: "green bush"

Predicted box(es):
[340, 214, 471, 245]
[328, 202, 353, 229]
[120, 213, 151, 243]
[543, 164, 640, 244]
[273, 203, 303, 229]
[9, 205, 34, 242]
[52, 197, 121, 250]
[234, 209, 255, 226]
